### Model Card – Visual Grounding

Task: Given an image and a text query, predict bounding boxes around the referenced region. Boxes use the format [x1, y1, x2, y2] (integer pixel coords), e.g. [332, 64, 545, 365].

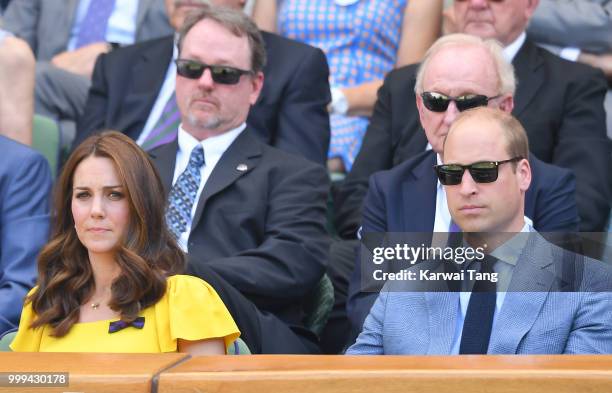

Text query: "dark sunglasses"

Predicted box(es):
[421, 92, 500, 113]
[434, 157, 523, 185]
[175, 59, 253, 85]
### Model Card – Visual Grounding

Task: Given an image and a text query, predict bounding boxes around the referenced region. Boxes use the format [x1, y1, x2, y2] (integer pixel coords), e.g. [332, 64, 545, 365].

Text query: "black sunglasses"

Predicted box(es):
[421, 92, 500, 113]
[434, 157, 523, 185]
[175, 59, 253, 85]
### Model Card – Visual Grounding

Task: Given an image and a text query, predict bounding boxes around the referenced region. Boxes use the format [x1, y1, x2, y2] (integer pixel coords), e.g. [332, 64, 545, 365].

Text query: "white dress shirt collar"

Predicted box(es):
[503, 32, 527, 62]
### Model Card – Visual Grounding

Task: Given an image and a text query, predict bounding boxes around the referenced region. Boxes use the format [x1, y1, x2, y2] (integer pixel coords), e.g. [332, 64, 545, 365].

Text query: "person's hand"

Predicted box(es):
[51, 42, 111, 78]
[579, 52, 612, 84]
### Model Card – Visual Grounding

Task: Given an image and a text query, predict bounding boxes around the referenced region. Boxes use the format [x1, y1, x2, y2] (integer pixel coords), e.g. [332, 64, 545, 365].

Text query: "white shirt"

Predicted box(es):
[503, 32, 526, 62]
[136, 38, 179, 145]
[449, 221, 532, 354]
[172, 123, 246, 251]
[67, 0, 139, 50]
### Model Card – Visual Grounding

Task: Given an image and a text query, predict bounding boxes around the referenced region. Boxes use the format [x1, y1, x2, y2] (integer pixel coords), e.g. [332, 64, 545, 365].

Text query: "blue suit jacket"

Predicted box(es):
[0, 137, 51, 334]
[347, 150, 580, 339]
[347, 232, 612, 354]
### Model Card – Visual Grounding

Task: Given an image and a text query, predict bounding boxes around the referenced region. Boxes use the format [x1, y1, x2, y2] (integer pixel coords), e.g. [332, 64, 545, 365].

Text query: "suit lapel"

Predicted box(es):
[130, 37, 174, 95]
[135, 0, 153, 31]
[148, 139, 179, 195]
[402, 151, 437, 233]
[512, 39, 545, 118]
[58, 0, 80, 50]
[121, 37, 174, 139]
[488, 233, 554, 354]
[191, 130, 263, 229]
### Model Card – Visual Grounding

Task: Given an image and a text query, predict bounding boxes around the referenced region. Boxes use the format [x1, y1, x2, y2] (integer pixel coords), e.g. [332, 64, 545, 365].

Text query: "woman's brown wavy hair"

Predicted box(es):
[28, 131, 185, 336]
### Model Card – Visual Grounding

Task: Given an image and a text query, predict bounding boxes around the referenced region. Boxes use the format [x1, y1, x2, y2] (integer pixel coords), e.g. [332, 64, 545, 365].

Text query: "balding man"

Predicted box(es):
[347, 107, 612, 355]
[337, 0, 610, 234]
[345, 34, 579, 342]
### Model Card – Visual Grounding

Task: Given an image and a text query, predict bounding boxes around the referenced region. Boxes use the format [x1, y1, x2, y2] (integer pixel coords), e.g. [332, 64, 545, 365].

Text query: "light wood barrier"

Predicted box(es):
[0, 352, 188, 393]
[157, 355, 612, 393]
[1, 354, 611, 392]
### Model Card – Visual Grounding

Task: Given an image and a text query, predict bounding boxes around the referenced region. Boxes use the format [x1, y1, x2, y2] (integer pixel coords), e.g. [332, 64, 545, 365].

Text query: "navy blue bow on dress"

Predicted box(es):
[108, 317, 145, 333]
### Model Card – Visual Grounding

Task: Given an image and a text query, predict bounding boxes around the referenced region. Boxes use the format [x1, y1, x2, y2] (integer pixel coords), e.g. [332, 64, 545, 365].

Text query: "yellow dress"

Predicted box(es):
[10, 275, 240, 353]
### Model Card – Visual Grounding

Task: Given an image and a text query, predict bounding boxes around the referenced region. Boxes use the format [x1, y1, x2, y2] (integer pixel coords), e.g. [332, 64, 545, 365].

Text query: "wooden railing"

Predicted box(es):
[1, 353, 612, 393]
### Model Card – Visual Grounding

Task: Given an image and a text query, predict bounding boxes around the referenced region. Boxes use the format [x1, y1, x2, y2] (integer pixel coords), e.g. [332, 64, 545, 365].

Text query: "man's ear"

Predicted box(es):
[517, 158, 531, 193]
[498, 95, 514, 113]
[249, 71, 264, 105]
[525, 0, 540, 20]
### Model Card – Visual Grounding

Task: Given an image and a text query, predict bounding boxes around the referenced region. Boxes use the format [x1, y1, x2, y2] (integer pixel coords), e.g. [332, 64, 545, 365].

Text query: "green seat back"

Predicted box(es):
[303, 274, 335, 336]
[227, 337, 251, 355]
[0, 331, 16, 351]
[32, 114, 60, 178]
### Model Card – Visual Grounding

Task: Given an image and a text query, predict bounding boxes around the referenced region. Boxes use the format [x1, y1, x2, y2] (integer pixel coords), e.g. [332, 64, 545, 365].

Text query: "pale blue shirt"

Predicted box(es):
[67, 0, 140, 50]
[449, 222, 532, 354]
[172, 124, 246, 252]
[136, 39, 178, 145]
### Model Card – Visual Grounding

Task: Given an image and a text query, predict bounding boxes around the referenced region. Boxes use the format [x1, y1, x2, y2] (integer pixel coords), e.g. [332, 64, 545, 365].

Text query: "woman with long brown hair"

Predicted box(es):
[10, 131, 239, 354]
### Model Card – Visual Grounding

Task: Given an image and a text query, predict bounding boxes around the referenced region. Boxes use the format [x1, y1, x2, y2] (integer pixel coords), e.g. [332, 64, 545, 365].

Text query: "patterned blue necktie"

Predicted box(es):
[75, 0, 117, 49]
[166, 145, 205, 239]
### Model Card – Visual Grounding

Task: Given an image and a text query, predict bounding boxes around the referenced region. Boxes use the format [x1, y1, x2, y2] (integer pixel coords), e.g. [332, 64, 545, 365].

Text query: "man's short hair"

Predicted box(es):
[448, 107, 530, 165]
[177, 4, 267, 73]
[414, 34, 515, 97]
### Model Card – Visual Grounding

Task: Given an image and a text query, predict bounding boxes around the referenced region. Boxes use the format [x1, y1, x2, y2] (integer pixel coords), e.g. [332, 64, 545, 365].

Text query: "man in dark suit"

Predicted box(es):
[76, 0, 331, 165]
[336, 0, 610, 234]
[346, 34, 580, 342]
[0, 136, 52, 335]
[148, 5, 329, 354]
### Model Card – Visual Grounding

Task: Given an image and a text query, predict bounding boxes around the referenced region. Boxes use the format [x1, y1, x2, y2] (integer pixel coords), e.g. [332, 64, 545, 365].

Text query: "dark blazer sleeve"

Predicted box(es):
[334, 71, 396, 238]
[346, 172, 388, 339]
[75, 53, 109, 148]
[274, 46, 331, 165]
[191, 159, 330, 309]
[553, 63, 611, 231]
[0, 144, 51, 333]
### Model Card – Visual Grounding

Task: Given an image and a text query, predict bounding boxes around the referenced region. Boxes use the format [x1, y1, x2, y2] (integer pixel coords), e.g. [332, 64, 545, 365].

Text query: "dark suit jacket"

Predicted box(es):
[0, 136, 51, 334]
[77, 31, 331, 165]
[346, 149, 580, 337]
[148, 129, 330, 328]
[335, 38, 611, 234]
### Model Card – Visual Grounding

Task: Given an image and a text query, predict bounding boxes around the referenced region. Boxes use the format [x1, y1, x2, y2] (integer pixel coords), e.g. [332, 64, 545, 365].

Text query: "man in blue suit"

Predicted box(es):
[0, 136, 51, 334]
[346, 34, 580, 342]
[347, 107, 612, 355]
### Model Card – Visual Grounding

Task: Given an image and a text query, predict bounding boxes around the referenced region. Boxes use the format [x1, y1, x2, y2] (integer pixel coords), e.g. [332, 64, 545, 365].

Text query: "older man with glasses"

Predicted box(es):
[346, 106, 612, 355]
[336, 0, 610, 237]
[344, 33, 581, 345]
